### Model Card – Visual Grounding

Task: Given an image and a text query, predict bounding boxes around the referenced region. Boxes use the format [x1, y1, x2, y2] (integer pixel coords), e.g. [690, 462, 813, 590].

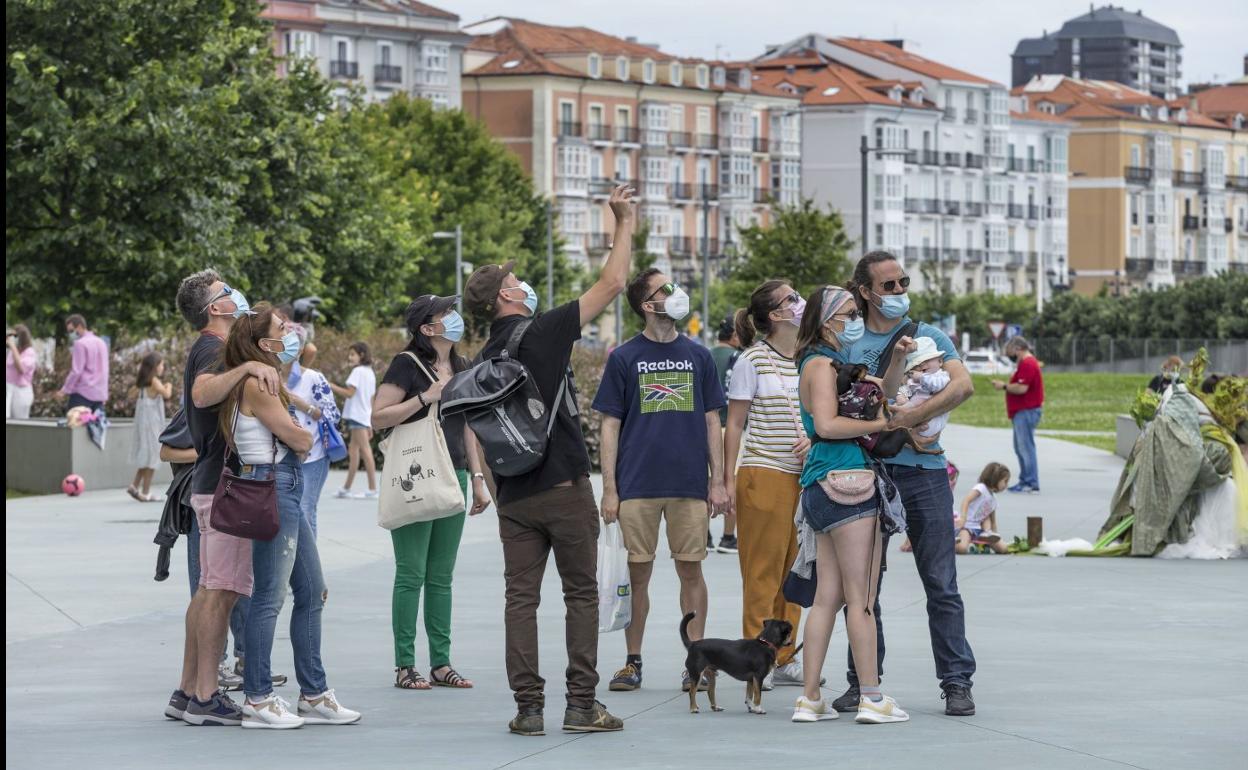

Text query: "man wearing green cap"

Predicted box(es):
[463, 184, 635, 736]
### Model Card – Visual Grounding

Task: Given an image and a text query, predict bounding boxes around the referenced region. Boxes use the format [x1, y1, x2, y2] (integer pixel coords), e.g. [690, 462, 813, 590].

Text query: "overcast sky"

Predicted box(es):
[449, 0, 1242, 88]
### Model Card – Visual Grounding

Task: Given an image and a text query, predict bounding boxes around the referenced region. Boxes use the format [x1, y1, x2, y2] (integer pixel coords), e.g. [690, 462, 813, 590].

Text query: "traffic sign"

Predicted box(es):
[987, 320, 1006, 340]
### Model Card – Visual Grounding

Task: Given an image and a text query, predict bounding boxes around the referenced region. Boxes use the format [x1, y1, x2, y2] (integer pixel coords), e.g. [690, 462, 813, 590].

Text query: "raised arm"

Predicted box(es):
[579, 185, 636, 326]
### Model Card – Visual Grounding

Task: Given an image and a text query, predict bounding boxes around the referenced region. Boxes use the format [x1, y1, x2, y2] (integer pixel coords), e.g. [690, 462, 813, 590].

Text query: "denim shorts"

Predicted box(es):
[801, 482, 879, 534]
[344, 419, 369, 432]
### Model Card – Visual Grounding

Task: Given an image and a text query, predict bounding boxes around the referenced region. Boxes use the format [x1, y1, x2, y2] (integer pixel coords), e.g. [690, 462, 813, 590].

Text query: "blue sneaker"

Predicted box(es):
[609, 662, 642, 691]
[183, 690, 244, 726]
[1007, 483, 1030, 493]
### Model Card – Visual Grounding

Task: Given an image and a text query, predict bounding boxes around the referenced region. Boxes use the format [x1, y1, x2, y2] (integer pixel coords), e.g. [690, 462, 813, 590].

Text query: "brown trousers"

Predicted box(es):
[497, 476, 600, 710]
[735, 465, 803, 665]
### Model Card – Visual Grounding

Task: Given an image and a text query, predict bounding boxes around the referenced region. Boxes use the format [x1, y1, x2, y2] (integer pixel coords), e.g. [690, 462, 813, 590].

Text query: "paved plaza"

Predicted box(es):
[6, 425, 1246, 769]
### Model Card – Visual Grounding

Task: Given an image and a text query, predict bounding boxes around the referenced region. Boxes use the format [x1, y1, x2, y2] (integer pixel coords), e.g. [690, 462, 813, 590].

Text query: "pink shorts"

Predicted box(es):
[192, 493, 253, 597]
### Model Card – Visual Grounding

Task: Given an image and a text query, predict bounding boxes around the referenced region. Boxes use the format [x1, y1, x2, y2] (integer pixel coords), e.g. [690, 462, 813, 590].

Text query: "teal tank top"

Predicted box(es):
[798, 347, 868, 489]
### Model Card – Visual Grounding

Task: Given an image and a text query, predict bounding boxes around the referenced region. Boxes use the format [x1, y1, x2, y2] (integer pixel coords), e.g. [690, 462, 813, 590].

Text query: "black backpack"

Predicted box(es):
[440, 320, 577, 477]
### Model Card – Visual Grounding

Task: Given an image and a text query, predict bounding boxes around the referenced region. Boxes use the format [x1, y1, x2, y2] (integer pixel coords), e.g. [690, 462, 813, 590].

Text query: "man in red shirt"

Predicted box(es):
[992, 336, 1044, 493]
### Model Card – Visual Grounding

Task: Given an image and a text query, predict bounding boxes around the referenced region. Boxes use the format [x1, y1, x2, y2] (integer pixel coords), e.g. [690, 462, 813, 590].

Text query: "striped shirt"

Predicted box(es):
[727, 343, 803, 475]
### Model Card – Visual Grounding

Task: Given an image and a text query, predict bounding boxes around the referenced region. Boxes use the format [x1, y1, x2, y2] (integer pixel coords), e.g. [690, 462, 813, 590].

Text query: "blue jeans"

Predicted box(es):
[846, 465, 976, 689]
[300, 456, 331, 538]
[186, 524, 247, 660]
[242, 454, 329, 699]
[1012, 408, 1042, 489]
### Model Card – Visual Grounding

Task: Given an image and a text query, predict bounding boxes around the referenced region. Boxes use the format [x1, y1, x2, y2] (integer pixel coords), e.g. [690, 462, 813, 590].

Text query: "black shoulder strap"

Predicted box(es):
[874, 321, 919, 379]
[504, 319, 533, 359]
[499, 318, 567, 438]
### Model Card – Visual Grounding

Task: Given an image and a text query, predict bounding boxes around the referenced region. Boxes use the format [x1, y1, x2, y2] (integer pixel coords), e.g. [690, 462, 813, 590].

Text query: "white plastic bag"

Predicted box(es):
[597, 523, 632, 633]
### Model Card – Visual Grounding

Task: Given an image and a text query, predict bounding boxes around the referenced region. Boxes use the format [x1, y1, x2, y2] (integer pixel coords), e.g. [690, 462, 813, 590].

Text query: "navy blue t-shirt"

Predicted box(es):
[592, 334, 726, 501]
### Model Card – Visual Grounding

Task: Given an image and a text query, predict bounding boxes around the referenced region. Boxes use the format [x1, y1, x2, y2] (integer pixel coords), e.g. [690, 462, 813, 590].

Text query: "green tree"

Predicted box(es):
[725, 198, 854, 308]
[348, 95, 581, 321]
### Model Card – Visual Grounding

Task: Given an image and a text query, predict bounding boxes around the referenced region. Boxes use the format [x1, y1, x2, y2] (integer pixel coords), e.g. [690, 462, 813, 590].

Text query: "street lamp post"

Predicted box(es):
[859, 135, 912, 255]
[432, 225, 464, 312]
[701, 186, 712, 346]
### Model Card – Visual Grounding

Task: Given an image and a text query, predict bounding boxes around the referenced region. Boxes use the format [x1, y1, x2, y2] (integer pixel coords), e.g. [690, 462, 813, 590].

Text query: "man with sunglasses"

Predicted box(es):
[826, 251, 979, 718]
[164, 270, 284, 726]
[593, 269, 727, 695]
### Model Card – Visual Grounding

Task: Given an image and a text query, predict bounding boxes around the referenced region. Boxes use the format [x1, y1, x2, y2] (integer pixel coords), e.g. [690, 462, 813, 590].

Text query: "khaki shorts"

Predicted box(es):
[618, 498, 709, 563]
[191, 493, 254, 597]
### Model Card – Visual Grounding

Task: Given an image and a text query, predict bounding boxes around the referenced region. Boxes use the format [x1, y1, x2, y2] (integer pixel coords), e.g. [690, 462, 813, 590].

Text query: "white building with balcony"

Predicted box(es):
[755, 35, 1070, 298]
[264, 0, 467, 108]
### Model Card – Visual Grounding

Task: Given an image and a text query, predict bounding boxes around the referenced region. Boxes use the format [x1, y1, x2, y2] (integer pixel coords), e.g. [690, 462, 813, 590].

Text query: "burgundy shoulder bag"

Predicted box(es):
[209, 402, 280, 541]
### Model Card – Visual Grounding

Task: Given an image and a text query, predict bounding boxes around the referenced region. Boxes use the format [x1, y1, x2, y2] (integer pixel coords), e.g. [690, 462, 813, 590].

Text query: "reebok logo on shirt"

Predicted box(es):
[635, 359, 693, 374]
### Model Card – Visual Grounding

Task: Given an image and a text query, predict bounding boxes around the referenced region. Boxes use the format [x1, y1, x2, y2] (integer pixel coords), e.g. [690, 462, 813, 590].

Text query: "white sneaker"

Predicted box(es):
[298, 689, 362, 725]
[761, 671, 774, 691]
[217, 663, 243, 692]
[792, 695, 839, 722]
[242, 694, 305, 729]
[357, 489, 379, 500]
[771, 660, 824, 687]
[335, 488, 352, 499]
[855, 694, 910, 724]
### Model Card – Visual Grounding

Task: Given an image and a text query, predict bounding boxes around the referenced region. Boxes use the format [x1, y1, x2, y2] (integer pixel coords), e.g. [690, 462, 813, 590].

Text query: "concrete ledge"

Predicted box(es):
[1115, 414, 1141, 459]
[5, 418, 171, 494]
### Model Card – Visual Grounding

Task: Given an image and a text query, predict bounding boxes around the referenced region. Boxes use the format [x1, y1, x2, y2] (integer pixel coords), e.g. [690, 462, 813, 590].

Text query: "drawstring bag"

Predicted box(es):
[597, 523, 632, 633]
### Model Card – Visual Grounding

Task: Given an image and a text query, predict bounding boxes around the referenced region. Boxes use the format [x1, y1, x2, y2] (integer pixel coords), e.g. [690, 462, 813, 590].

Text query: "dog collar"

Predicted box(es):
[757, 638, 778, 654]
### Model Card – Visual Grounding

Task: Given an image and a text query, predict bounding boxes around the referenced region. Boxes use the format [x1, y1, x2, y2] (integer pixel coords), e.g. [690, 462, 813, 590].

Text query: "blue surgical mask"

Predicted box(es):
[876, 292, 910, 320]
[267, 331, 302, 364]
[440, 310, 465, 342]
[507, 281, 538, 315]
[837, 318, 865, 346]
[230, 289, 253, 319]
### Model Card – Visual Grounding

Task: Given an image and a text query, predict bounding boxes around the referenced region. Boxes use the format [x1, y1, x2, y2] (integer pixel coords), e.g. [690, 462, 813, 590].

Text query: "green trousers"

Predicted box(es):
[391, 469, 468, 669]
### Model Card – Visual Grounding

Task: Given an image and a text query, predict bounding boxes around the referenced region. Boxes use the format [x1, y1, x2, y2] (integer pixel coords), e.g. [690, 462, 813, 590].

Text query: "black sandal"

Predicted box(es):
[431, 666, 474, 689]
[395, 666, 431, 690]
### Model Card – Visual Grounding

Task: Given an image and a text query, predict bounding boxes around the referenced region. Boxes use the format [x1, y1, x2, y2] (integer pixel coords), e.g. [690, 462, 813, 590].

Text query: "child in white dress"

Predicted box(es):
[955, 463, 1011, 554]
[892, 336, 951, 438]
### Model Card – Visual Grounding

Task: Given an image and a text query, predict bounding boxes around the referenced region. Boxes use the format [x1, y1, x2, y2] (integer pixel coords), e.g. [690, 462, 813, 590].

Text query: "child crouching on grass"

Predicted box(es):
[955, 462, 1011, 554]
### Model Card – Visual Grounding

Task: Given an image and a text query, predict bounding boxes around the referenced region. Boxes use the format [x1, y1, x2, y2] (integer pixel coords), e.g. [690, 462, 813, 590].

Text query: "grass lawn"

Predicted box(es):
[6, 488, 37, 499]
[1041, 432, 1120, 454]
[949, 372, 1146, 434]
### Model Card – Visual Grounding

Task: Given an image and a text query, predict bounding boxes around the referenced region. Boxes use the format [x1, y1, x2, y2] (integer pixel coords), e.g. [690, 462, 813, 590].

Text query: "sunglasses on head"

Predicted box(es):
[877, 276, 911, 293]
[645, 282, 677, 303]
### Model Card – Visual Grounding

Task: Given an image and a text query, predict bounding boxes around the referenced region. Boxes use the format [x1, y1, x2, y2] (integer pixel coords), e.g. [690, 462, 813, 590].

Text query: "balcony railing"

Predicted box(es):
[586, 123, 612, 142]
[1008, 251, 1026, 266]
[964, 108, 979, 124]
[1027, 204, 1040, 220]
[1007, 203, 1025, 219]
[752, 137, 769, 153]
[943, 106, 957, 121]
[942, 248, 962, 261]
[1126, 258, 1155, 274]
[1124, 166, 1153, 184]
[753, 188, 769, 204]
[696, 133, 719, 151]
[917, 149, 939, 166]
[942, 152, 961, 168]
[1174, 170, 1204, 187]
[668, 131, 693, 150]
[374, 64, 401, 83]
[1227, 175, 1248, 191]
[671, 182, 694, 200]
[943, 200, 961, 216]
[557, 121, 582, 138]
[587, 233, 613, 252]
[904, 198, 940, 214]
[329, 60, 359, 79]
[964, 153, 985, 169]
[588, 178, 615, 197]
[697, 183, 719, 200]
[1008, 157, 1025, 172]
[614, 126, 640, 144]
[965, 249, 985, 264]
[964, 201, 985, 217]
[1231, 263, 1248, 274]
[699, 237, 720, 256]
[921, 246, 940, 261]
[1182, 214, 1200, 231]
[666, 236, 692, 257]
[904, 246, 919, 260]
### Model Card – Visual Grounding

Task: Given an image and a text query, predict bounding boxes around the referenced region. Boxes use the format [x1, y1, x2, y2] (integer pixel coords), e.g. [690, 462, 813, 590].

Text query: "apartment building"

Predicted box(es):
[1012, 6, 1182, 100]
[1017, 76, 1248, 293]
[755, 36, 1071, 298]
[262, 0, 467, 108]
[460, 18, 801, 288]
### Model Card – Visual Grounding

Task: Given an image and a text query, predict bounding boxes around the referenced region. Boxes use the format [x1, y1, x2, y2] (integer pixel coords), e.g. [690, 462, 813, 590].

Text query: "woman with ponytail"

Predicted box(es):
[723, 280, 813, 687]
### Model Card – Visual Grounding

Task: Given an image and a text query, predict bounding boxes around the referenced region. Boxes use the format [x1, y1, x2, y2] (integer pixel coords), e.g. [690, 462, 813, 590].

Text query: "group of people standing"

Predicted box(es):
[157, 181, 980, 734]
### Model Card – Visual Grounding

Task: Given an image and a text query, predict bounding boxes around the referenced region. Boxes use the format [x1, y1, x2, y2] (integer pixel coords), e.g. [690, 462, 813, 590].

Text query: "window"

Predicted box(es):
[671, 157, 684, 184]
[378, 41, 393, 67]
[616, 56, 629, 81]
[696, 64, 709, 89]
[588, 104, 604, 130]
[283, 30, 317, 59]
[670, 104, 684, 132]
[712, 67, 726, 87]
[333, 37, 353, 63]
[615, 106, 631, 130]
[588, 54, 601, 79]
[643, 59, 656, 83]
[696, 107, 711, 136]
[559, 101, 575, 133]
[556, 145, 589, 194]
[1049, 135, 1068, 173]
[615, 154, 631, 181]
[669, 62, 682, 86]
[738, 69, 751, 90]
[590, 152, 604, 179]
[590, 207, 603, 235]
[1130, 144, 1141, 167]
[419, 41, 450, 86]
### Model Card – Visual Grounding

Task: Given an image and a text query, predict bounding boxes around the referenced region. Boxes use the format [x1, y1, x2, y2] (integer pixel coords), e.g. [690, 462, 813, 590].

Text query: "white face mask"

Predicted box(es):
[657, 288, 690, 321]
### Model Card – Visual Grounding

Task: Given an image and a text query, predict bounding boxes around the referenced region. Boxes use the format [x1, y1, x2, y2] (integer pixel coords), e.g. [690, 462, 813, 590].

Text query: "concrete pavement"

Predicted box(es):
[6, 425, 1247, 769]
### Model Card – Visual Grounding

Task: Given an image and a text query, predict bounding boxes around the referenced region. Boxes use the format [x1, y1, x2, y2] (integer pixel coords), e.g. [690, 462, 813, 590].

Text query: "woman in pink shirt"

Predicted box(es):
[6, 324, 37, 419]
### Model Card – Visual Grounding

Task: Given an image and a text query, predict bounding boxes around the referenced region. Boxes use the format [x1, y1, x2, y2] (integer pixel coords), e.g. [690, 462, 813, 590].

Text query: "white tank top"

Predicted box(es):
[231, 410, 289, 465]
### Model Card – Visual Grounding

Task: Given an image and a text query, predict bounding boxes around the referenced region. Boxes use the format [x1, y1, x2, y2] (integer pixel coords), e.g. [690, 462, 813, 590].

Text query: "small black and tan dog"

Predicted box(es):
[832, 362, 942, 458]
[680, 612, 793, 715]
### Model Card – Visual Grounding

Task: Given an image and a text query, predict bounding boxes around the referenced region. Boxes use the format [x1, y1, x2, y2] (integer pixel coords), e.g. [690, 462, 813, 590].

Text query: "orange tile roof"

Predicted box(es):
[1017, 76, 1235, 131]
[1185, 83, 1248, 123]
[753, 64, 936, 109]
[830, 38, 998, 86]
[1009, 109, 1075, 125]
[469, 18, 675, 60]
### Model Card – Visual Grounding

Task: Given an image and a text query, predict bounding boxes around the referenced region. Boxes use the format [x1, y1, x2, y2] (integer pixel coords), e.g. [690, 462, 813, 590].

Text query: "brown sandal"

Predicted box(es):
[395, 666, 431, 690]
[431, 666, 474, 689]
